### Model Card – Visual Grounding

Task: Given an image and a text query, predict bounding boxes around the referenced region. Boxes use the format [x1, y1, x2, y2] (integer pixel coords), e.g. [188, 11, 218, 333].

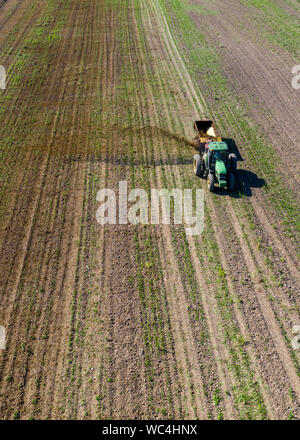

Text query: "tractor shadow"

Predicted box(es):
[222, 138, 244, 162]
[216, 138, 265, 197]
[236, 169, 266, 197]
[214, 169, 266, 198]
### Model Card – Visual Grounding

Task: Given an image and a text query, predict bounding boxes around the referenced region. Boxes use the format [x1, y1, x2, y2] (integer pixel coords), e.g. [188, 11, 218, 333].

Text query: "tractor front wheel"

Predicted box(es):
[207, 173, 215, 192]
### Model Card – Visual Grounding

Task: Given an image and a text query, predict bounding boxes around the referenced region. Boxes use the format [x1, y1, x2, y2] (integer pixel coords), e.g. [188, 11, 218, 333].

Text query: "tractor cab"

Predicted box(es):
[208, 142, 228, 162]
[206, 142, 228, 188]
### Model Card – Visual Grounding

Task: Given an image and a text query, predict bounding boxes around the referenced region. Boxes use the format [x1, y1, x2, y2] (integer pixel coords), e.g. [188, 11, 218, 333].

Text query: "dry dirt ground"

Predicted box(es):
[0, 0, 299, 420]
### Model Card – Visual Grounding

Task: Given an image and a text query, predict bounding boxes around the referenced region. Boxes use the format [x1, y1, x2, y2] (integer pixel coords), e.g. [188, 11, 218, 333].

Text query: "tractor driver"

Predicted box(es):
[214, 151, 221, 161]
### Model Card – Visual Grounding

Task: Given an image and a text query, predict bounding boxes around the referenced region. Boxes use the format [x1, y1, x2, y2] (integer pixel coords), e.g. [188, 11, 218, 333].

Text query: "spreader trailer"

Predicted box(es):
[193, 120, 237, 192]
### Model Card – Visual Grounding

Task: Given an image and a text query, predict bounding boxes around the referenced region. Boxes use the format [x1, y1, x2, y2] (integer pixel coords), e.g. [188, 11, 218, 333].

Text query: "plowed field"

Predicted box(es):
[0, 0, 299, 420]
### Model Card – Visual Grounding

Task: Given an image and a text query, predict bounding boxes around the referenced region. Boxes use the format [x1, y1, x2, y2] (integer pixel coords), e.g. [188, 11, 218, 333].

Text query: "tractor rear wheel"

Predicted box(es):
[228, 173, 235, 191]
[229, 153, 237, 173]
[193, 154, 203, 177]
[207, 173, 215, 192]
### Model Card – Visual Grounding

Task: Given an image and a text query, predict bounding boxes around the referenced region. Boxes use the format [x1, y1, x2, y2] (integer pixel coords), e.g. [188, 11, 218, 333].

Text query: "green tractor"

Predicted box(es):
[193, 121, 237, 192]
